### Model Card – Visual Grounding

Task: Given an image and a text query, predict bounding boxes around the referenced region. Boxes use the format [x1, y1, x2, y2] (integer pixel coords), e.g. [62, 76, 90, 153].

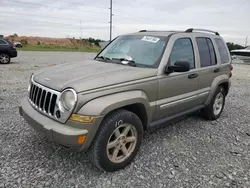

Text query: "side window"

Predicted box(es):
[207, 39, 217, 65]
[169, 38, 195, 69]
[196, 38, 210, 67]
[215, 38, 230, 64]
[0, 39, 7, 45]
[196, 37, 217, 67]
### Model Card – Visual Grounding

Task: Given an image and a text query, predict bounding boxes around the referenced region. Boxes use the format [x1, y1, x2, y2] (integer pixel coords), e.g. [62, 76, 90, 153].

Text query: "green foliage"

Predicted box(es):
[86, 37, 104, 47]
[67, 37, 104, 47]
[226, 42, 245, 51]
[37, 41, 41, 45]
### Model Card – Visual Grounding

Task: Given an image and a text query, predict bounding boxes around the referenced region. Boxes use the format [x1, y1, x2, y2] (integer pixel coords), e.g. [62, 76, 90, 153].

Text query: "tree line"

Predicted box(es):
[226, 42, 246, 51]
[2, 33, 248, 50]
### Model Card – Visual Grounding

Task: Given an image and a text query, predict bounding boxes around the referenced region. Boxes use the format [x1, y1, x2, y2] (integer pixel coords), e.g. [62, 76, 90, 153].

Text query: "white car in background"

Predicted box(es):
[13, 41, 23, 48]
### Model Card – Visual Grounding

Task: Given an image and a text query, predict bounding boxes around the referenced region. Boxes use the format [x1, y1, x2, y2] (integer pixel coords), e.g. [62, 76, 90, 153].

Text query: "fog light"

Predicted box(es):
[78, 136, 86, 144]
[70, 114, 95, 123]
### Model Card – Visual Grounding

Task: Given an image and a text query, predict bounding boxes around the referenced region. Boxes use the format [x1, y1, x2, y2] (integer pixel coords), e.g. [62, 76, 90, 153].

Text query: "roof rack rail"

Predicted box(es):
[139, 30, 179, 33]
[185, 28, 220, 36]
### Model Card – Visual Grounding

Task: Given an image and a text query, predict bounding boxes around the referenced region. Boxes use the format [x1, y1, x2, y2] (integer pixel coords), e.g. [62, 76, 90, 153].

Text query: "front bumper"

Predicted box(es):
[19, 97, 103, 151]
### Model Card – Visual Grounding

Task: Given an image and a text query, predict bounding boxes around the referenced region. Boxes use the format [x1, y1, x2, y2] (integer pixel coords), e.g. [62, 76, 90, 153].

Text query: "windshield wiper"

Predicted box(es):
[96, 56, 111, 62]
[112, 57, 137, 67]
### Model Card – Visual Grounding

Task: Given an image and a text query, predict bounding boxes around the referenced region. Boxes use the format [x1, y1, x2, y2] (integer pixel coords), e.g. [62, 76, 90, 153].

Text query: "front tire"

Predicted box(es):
[88, 109, 143, 172]
[202, 86, 226, 120]
[0, 53, 10, 64]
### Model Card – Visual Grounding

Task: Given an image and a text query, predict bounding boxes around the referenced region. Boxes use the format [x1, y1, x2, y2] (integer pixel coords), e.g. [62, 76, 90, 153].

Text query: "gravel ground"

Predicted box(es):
[0, 51, 250, 188]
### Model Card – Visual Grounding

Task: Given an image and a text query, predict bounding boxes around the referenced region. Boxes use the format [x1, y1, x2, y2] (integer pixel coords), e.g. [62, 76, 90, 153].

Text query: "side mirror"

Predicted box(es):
[165, 61, 190, 73]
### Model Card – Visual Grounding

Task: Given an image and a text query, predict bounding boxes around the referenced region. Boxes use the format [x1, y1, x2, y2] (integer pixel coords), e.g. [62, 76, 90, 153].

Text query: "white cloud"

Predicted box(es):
[0, 0, 249, 45]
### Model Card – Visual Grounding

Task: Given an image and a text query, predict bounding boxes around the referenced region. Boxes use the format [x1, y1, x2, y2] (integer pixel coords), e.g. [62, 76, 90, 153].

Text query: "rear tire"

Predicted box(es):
[202, 86, 226, 120]
[87, 109, 143, 172]
[0, 53, 10, 64]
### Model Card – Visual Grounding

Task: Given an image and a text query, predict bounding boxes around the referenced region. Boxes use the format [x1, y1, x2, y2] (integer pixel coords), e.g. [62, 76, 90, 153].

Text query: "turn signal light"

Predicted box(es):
[70, 114, 95, 123]
[78, 136, 86, 144]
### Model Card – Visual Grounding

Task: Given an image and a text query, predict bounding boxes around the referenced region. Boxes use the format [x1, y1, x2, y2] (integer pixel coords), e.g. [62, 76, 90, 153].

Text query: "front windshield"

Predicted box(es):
[96, 35, 168, 68]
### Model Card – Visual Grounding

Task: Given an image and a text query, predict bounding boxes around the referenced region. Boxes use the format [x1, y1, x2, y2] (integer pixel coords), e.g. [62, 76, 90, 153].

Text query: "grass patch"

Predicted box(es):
[17, 44, 101, 53]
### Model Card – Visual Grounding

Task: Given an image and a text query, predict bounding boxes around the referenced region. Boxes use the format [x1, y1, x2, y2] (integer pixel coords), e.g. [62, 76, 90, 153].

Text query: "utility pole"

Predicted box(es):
[80, 20, 83, 58]
[80, 20, 83, 40]
[109, 0, 113, 42]
[245, 36, 248, 47]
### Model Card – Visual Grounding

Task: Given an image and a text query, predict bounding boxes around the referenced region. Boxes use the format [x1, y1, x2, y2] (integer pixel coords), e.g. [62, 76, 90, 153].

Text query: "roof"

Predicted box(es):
[125, 31, 178, 37]
[122, 28, 221, 38]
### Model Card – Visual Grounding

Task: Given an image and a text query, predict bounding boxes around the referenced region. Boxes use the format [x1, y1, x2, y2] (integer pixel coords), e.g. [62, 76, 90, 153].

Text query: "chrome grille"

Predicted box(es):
[28, 80, 60, 118]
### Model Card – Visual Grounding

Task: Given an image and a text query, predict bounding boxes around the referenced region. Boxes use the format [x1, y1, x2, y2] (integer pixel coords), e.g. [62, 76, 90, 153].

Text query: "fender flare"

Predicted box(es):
[205, 74, 230, 105]
[77, 90, 153, 121]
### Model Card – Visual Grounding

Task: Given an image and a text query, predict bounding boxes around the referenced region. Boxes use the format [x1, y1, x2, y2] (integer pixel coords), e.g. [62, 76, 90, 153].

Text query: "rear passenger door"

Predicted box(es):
[195, 37, 220, 104]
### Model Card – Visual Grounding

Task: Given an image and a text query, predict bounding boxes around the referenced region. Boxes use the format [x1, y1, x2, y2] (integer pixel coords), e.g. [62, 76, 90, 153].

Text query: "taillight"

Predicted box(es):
[12, 45, 16, 49]
[230, 64, 233, 71]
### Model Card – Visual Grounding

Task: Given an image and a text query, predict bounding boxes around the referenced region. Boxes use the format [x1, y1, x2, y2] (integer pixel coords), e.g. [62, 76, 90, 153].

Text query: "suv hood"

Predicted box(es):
[33, 60, 157, 93]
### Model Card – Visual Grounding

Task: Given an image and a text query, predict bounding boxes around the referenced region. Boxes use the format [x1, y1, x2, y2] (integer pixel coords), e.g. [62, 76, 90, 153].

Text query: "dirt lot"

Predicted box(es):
[0, 52, 250, 188]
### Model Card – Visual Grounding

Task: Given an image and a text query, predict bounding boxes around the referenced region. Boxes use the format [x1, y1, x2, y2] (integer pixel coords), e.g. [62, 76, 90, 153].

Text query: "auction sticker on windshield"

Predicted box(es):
[141, 36, 160, 43]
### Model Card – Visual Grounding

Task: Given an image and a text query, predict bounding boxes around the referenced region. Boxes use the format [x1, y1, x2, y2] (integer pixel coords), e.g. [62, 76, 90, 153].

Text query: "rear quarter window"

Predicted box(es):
[215, 38, 230, 64]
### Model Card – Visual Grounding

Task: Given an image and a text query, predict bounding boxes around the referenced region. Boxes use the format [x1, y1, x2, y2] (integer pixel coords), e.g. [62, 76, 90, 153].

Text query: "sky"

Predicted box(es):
[0, 0, 249, 45]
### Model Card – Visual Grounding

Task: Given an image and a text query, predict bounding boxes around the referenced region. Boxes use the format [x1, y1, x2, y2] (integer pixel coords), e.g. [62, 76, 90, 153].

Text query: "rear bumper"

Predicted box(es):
[9, 50, 17, 58]
[19, 97, 103, 151]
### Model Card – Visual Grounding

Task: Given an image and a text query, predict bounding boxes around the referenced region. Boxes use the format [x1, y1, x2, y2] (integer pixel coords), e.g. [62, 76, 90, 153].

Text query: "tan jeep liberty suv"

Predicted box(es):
[19, 28, 232, 172]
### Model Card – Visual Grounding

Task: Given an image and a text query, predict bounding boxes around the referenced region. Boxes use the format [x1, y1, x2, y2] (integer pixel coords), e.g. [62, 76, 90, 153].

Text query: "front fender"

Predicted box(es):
[205, 74, 230, 105]
[77, 90, 152, 120]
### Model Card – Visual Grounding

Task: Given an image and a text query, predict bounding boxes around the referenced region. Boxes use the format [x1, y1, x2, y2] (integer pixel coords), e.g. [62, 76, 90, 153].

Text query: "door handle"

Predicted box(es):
[213, 68, 220, 73]
[188, 73, 198, 79]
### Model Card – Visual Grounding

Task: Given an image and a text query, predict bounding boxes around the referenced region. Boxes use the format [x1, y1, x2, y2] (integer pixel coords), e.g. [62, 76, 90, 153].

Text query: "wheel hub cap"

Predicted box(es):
[213, 92, 224, 116]
[0, 54, 9, 64]
[107, 124, 137, 163]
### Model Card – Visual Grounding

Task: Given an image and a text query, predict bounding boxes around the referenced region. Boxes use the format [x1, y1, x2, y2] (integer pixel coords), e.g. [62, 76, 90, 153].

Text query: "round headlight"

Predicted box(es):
[60, 89, 77, 111]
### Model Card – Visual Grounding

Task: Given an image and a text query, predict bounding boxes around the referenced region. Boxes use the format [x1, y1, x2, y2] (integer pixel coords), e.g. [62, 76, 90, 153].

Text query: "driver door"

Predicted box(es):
[154, 37, 200, 120]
